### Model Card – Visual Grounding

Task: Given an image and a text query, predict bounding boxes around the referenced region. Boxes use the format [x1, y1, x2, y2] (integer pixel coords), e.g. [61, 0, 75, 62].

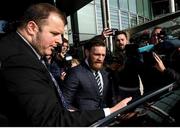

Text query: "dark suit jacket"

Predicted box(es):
[63, 61, 113, 110]
[0, 32, 104, 126]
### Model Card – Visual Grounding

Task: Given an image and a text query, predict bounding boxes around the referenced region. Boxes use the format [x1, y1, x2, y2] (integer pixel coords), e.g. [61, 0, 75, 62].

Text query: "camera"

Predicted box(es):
[52, 44, 73, 69]
[63, 54, 73, 70]
[65, 55, 72, 61]
[111, 28, 118, 36]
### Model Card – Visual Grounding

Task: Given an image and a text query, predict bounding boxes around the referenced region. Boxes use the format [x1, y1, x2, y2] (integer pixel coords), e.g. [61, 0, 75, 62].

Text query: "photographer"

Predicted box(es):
[101, 29, 144, 103]
[150, 26, 163, 45]
[139, 29, 180, 95]
[101, 29, 130, 56]
[115, 31, 129, 52]
[58, 38, 70, 61]
[49, 38, 73, 84]
[153, 52, 180, 84]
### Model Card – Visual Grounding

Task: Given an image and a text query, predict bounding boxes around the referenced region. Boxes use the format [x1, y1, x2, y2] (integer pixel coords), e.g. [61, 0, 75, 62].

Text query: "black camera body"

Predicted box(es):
[63, 54, 73, 70]
[111, 28, 118, 36]
[52, 44, 73, 70]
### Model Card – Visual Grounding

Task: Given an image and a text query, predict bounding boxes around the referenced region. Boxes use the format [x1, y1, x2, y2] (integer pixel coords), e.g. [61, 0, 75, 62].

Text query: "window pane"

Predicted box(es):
[143, 0, 150, 18]
[137, 0, 144, 16]
[95, 0, 103, 34]
[130, 14, 137, 27]
[129, 0, 137, 13]
[109, 0, 118, 9]
[110, 9, 120, 29]
[77, 3, 96, 40]
[119, 0, 128, 11]
[121, 11, 129, 29]
[109, 0, 120, 29]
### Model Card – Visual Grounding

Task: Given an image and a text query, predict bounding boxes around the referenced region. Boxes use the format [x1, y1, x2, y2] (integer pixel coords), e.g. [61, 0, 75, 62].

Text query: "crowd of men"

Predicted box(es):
[0, 2, 180, 126]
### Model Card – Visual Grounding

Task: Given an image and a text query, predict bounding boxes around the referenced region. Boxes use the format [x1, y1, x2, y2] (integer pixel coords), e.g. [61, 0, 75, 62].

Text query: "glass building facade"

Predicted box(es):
[68, 0, 152, 44]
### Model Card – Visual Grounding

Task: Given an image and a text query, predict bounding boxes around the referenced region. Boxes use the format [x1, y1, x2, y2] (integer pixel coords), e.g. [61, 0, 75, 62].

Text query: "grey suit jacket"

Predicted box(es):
[0, 32, 104, 126]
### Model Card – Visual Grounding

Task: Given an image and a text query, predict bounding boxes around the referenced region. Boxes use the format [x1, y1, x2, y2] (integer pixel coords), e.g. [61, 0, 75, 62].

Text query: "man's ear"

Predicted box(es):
[26, 21, 39, 35]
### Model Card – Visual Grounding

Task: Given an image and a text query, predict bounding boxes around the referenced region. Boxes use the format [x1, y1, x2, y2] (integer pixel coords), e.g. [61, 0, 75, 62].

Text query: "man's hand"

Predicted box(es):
[110, 97, 132, 114]
[101, 28, 113, 38]
[60, 71, 66, 81]
[153, 52, 166, 72]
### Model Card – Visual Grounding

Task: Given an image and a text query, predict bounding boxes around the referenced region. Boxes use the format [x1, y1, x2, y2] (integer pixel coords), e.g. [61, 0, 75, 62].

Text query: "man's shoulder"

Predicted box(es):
[69, 63, 91, 76]
[71, 63, 86, 71]
[0, 32, 18, 42]
[0, 32, 21, 50]
[0, 32, 21, 59]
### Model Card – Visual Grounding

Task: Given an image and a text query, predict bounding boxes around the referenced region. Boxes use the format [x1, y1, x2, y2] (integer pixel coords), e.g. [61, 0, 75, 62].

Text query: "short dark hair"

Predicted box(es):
[18, 3, 67, 28]
[115, 31, 128, 39]
[84, 36, 106, 50]
[151, 26, 162, 35]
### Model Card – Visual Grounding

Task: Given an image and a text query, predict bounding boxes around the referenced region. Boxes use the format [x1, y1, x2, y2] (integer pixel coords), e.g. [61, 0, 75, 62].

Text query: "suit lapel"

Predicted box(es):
[81, 62, 101, 96]
[14, 32, 55, 88]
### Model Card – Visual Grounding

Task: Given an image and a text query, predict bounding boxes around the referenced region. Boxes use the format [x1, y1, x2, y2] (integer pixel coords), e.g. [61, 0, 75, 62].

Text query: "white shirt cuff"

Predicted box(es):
[103, 108, 111, 117]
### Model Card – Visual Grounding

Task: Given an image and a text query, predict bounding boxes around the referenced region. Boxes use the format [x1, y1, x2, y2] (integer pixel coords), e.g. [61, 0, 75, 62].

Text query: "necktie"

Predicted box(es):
[49, 73, 69, 109]
[95, 71, 103, 96]
[41, 58, 69, 109]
